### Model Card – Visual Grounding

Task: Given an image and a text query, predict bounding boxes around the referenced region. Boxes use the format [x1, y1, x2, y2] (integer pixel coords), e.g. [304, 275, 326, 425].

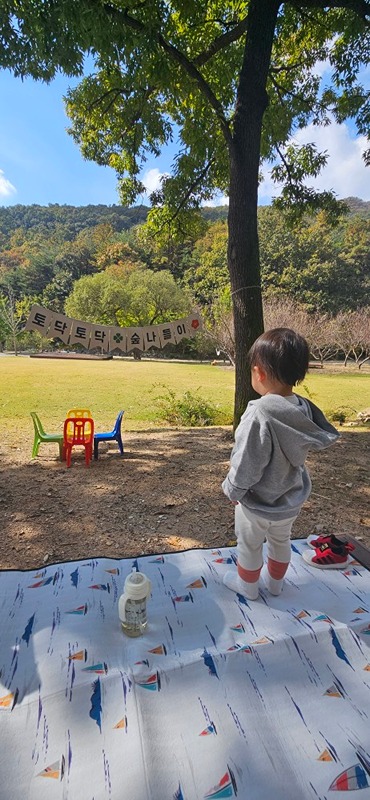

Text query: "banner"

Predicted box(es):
[48, 313, 73, 344]
[142, 325, 162, 350]
[69, 319, 93, 348]
[125, 327, 145, 353]
[90, 324, 111, 352]
[24, 304, 54, 336]
[109, 326, 127, 352]
[24, 305, 203, 353]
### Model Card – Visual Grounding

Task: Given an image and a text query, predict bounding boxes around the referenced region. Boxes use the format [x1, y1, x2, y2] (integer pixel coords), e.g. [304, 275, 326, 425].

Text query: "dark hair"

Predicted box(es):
[247, 328, 309, 386]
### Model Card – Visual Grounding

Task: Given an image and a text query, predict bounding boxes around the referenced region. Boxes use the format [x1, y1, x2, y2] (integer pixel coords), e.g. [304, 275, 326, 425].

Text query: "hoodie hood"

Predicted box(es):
[248, 394, 339, 467]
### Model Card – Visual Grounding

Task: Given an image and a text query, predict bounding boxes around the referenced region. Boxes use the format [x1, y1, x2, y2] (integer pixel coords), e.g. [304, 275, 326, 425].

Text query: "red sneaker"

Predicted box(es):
[307, 534, 354, 551]
[302, 542, 354, 570]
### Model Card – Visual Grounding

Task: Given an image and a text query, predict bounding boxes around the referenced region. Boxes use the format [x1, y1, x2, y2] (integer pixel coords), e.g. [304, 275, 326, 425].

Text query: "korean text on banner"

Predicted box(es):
[142, 325, 162, 350]
[69, 319, 93, 348]
[90, 325, 111, 352]
[48, 313, 73, 344]
[24, 304, 54, 336]
[125, 328, 144, 353]
[156, 323, 178, 348]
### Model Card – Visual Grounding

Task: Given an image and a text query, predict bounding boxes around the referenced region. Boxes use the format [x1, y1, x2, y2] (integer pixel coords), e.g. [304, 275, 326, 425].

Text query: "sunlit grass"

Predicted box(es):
[0, 356, 369, 443]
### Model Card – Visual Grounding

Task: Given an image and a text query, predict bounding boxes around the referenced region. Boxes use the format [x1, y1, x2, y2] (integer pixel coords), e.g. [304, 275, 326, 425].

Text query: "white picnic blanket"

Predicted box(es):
[0, 541, 370, 799]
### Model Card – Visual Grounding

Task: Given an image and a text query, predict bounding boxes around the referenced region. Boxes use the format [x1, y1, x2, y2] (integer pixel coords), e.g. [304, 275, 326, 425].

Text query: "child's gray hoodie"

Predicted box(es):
[222, 394, 339, 521]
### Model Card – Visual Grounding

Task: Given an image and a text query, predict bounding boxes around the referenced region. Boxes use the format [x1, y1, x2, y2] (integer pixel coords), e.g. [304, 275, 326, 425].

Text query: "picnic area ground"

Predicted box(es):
[0, 425, 369, 571]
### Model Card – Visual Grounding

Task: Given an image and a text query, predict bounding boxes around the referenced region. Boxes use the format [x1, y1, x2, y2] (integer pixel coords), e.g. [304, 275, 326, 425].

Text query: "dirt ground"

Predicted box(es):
[0, 427, 369, 570]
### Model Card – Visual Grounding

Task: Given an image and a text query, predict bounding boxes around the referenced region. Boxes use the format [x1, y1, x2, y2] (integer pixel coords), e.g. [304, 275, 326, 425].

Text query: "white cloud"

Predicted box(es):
[0, 169, 16, 198]
[259, 120, 369, 203]
[142, 168, 229, 207]
[205, 193, 229, 207]
[294, 121, 369, 199]
[141, 168, 166, 195]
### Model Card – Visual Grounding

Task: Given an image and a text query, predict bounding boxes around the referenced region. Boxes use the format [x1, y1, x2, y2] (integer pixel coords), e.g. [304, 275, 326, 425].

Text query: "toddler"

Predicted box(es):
[222, 328, 339, 600]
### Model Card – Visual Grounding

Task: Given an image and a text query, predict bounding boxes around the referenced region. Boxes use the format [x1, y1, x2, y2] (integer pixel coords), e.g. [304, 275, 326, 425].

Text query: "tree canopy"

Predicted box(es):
[65, 268, 191, 327]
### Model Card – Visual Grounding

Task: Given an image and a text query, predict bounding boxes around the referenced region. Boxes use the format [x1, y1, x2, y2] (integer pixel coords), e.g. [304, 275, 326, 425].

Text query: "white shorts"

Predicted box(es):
[236, 504, 298, 571]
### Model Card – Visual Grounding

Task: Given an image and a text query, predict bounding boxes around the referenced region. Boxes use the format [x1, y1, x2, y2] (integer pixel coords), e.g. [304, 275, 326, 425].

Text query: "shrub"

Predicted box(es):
[154, 385, 230, 427]
[327, 406, 357, 425]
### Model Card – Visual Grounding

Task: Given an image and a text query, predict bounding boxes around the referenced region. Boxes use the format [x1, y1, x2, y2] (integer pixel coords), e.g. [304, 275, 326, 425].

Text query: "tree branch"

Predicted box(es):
[275, 143, 295, 187]
[103, 4, 233, 146]
[270, 73, 328, 111]
[87, 87, 129, 110]
[155, 158, 216, 233]
[269, 75, 288, 108]
[194, 17, 249, 66]
[287, 0, 370, 22]
[156, 34, 232, 146]
[270, 60, 307, 73]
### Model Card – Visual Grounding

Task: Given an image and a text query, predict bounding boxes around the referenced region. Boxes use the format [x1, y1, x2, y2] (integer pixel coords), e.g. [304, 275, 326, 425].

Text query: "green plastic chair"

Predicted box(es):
[30, 412, 64, 459]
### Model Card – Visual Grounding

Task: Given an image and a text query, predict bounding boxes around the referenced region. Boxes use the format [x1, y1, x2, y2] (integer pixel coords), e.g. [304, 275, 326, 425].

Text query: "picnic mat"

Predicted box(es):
[1, 540, 370, 800]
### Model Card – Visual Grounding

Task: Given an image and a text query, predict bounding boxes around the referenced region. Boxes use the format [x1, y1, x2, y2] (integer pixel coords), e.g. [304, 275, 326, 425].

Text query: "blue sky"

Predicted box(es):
[0, 67, 369, 208]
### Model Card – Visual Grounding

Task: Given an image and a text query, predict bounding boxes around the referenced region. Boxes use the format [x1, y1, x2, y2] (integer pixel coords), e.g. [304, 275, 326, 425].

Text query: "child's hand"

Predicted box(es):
[230, 500, 239, 506]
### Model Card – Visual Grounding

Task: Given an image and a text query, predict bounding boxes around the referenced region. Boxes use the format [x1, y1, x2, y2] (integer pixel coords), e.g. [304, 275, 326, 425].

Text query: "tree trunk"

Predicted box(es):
[227, 0, 280, 428]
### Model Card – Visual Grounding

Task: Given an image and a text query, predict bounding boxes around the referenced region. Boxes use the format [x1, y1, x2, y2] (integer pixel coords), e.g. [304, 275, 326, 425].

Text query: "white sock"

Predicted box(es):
[262, 566, 284, 596]
[223, 570, 259, 601]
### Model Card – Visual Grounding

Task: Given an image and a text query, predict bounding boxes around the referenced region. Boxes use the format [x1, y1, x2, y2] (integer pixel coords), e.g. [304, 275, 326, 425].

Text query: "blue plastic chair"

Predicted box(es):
[94, 411, 124, 459]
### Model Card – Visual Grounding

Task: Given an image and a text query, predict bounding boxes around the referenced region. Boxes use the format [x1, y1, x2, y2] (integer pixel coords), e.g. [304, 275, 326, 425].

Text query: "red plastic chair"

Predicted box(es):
[63, 417, 94, 468]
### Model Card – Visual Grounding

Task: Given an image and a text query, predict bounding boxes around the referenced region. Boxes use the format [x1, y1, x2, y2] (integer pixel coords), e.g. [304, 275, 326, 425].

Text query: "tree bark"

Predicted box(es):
[227, 0, 281, 427]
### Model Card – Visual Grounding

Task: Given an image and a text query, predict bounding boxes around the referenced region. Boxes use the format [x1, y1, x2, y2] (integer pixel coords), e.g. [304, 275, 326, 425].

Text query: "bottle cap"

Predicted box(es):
[123, 570, 151, 600]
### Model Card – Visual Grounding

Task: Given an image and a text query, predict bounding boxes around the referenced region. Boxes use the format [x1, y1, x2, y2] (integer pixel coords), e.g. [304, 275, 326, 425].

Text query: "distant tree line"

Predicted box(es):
[0, 198, 369, 361]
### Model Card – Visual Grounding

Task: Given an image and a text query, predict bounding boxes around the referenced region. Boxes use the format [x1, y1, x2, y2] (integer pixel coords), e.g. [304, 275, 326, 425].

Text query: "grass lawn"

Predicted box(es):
[0, 356, 369, 441]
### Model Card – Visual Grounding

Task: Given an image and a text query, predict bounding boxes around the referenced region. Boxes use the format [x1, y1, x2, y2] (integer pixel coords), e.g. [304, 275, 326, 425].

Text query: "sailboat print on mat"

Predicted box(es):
[37, 755, 65, 780]
[114, 716, 127, 729]
[89, 679, 102, 732]
[65, 604, 88, 615]
[68, 649, 88, 662]
[89, 583, 111, 592]
[199, 724, 217, 736]
[173, 592, 194, 604]
[136, 672, 161, 691]
[187, 577, 207, 588]
[28, 575, 54, 588]
[82, 663, 108, 674]
[324, 683, 345, 698]
[202, 648, 218, 678]
[204, 767, 237, 798]
[313, 614, 333, 623]
[227, 643, 252, 653]
[173, 784, 185, 800]
[329, 745, 370, 791]
[0, 690, 18, 710]
[318, 749, 334, 762]
[148, 644, 167, 655]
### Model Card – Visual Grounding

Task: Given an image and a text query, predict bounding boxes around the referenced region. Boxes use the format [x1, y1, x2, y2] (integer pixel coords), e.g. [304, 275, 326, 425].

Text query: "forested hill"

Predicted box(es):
[0, 197, 369, 240]
[0, 203, 149, 239]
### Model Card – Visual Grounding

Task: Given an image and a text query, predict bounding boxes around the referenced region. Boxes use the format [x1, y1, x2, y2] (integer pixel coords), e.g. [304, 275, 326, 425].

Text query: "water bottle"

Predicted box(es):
[118, 569, 151, 637]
